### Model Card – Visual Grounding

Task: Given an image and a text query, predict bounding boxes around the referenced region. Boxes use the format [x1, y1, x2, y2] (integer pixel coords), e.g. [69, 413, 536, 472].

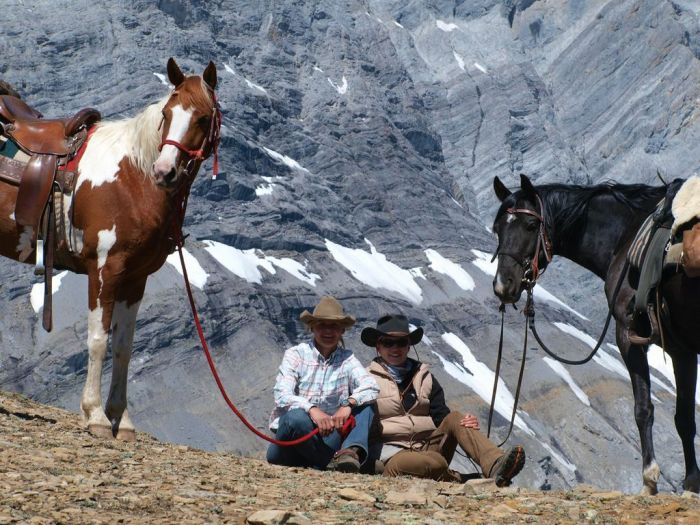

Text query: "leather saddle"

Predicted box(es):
[0, 95, 101, 331]
[0, 95, 100, 228]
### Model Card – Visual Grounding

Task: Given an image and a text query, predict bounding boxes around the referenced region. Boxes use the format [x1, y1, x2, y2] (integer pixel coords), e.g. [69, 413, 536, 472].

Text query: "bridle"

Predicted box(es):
[158, 86, 222, 180]
[494, 193, 553, 289]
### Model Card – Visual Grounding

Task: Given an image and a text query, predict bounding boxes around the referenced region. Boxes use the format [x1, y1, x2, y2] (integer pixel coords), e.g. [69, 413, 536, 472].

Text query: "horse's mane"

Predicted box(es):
[90, 95, 168, 177]
[539, 182, 666, 239]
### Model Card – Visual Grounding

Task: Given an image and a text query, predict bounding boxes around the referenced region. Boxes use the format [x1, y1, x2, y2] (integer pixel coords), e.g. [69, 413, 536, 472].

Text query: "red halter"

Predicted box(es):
[158, 90, 222, 179]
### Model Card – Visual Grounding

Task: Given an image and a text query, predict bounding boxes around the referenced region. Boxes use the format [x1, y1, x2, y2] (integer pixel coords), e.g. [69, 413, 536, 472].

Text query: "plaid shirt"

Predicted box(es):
[269, 341, 379, 430]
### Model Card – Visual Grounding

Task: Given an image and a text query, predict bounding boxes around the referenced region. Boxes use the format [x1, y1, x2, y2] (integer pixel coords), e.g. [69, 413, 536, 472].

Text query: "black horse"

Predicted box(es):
[491, 174, 699, 494]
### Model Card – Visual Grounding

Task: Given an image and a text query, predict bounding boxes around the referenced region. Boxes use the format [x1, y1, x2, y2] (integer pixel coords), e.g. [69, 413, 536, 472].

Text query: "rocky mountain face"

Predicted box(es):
[1, 0, 699, 494]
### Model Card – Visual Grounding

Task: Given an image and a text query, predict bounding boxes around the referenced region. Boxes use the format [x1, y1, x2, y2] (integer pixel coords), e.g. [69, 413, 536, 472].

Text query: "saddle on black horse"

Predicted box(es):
[627, 177, 700, 345]
[0, 94, 101, 331]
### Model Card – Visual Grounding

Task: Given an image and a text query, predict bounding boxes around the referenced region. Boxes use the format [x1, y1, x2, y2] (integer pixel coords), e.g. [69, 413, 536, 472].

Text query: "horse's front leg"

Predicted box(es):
[671, 350, 700, 493]
[105, 278, 147, 442]
[80, 264, 117, 438]
[617, 323, 659, 494]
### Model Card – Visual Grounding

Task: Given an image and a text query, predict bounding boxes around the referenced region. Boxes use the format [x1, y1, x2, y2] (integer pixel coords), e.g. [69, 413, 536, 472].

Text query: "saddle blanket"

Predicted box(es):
[0, 135, 29, 162]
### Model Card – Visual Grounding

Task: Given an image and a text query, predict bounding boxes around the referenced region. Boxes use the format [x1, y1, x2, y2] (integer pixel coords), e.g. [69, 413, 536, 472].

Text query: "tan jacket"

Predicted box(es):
[368, 360, 437, 449]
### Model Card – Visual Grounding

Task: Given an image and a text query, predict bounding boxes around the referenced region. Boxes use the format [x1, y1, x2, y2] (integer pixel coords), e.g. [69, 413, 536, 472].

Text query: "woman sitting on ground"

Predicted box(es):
[362, 314, 525, 486]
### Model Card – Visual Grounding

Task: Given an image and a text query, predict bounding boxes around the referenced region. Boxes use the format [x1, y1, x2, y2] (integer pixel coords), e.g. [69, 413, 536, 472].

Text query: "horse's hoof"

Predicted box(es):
[681, 490, 700, 499]
[639, 485, 658, 496]
[88, 424, 114, 439]
[115, 428, 136, 442]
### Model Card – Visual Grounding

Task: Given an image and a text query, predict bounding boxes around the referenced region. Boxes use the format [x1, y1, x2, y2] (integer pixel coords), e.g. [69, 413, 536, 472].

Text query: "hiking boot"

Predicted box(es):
[327, 447, 361, 473]
[489, 446, 525, 487]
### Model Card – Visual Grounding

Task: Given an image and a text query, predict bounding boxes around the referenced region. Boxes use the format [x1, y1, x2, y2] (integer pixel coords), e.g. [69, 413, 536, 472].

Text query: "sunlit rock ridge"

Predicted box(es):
[1, 0, 699, 493]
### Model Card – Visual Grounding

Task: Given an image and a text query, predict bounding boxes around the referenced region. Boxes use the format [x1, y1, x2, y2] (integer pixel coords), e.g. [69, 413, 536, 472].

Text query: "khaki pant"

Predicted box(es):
[382, 411, 504, 481]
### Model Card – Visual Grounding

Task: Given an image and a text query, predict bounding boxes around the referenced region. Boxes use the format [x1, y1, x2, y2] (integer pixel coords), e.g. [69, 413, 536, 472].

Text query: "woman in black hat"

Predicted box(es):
[363, 314, 525, 486]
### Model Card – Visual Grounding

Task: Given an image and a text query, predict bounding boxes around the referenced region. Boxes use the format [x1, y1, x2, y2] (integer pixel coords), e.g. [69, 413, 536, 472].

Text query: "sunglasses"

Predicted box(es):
[378, 337, 410, 348]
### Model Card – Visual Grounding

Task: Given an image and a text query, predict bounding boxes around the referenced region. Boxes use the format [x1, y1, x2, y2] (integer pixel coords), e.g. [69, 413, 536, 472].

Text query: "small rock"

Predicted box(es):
[567, 505, 581, 520]
[463, 478, 499, 495]
[338, 488, 375, 503]
[285, 514, 311, 525]
[431, 495, 449, 508]
[489, 503, 519, 518]
[593, 491, 623, 500]
[246, 510, 290, 525]
[385, 490, 428, 505]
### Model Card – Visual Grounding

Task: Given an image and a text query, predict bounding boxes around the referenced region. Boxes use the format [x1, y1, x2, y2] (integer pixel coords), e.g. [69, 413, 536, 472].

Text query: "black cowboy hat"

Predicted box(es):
[361, 314, 423, 347]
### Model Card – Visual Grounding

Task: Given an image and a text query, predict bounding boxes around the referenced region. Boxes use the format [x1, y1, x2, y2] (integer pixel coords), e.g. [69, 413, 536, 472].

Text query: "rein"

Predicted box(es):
[167, 138, 355, 445]
[486, 305, 528, 447]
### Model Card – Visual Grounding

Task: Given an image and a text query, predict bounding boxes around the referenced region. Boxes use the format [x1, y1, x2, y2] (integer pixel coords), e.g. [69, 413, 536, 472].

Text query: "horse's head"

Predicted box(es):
[491, 174, 552, 304]
[153, 58, 220, 188]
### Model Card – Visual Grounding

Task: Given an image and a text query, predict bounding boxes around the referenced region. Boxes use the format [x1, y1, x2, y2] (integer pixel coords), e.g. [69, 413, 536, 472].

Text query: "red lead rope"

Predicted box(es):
[172, 225, 355, 446]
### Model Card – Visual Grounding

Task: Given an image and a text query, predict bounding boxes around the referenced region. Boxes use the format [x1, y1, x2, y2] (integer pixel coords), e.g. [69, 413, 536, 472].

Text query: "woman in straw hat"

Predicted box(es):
[363, 314, 525, 486]
[267, 296, 379, 472]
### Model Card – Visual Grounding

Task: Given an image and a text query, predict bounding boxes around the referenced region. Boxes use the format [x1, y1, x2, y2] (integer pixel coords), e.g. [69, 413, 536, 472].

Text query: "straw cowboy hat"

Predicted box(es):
[299, 296, 356, 327]
[360, 314, 423, 346]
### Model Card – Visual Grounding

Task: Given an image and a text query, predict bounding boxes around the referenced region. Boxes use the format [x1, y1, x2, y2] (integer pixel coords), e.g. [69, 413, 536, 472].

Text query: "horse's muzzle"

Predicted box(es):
[493, 273, 523, 304]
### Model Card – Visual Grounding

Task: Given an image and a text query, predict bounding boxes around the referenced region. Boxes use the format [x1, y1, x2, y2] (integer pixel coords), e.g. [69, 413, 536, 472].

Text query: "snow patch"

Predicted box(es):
[166, 247, 209, 289]
[255, 184, 275, 196]
[263, 147, 310, 173]
[153, 73, 169, 86]
[542, 357, 590, 406]
[30, 271, 69, 313]
[554, 323, 629, 380]
[453, 51, 465, 71]
[436, 20, 459, 32]
[325, 239, 422, 304]
[474, 62, 488, 74]
[204, 240, 319, 287]
[439, 333, 535, 436]
[328, 76, 348, 95]
[245, 78, 267, 94]
[425, 249, 475, 291]
[646, 344, 700, 404]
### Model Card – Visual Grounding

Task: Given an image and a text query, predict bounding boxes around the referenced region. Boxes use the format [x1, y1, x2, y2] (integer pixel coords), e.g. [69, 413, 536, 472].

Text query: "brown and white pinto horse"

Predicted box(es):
[0, 58, 220, 440]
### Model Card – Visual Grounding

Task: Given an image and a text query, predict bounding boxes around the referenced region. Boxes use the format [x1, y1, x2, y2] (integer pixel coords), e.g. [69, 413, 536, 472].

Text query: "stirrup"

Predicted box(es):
[628, 305, 660, 346]
[34, 238, 45, 275]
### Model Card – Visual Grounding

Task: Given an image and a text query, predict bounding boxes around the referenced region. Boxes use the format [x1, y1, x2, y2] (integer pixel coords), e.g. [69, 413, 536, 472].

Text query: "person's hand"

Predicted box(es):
[460, 413, 480, 430]
[309, 407, 334, 436]
[332, 406, 352, 430]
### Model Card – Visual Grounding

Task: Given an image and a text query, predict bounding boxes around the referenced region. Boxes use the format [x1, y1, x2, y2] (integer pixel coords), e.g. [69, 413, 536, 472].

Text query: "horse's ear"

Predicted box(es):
[520, 173, 537, 197]
[493, 176, 512, 202]
[203, 61, 217, 90]
[167, 57, 185, 87]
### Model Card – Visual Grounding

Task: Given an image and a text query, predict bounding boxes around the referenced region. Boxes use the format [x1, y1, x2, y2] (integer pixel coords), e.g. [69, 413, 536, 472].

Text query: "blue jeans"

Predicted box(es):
[266, 405, 375, 469]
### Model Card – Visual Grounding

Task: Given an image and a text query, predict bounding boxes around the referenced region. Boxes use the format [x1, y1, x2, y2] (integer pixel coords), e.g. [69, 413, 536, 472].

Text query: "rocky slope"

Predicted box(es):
[2, 391, 699, 524]
[1, 0, 699, 493]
